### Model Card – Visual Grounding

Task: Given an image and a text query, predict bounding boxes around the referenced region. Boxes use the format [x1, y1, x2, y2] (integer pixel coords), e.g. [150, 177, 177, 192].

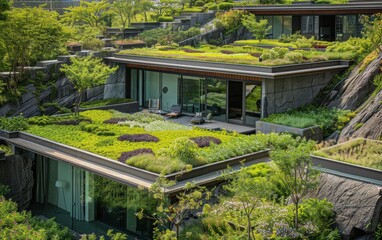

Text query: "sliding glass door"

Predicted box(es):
[181, 76, 205, 114]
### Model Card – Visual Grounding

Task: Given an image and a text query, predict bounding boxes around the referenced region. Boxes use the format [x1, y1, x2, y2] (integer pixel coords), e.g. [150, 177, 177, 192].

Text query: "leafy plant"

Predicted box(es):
[242, 13, 272, 42]
[0, 115, 29, 131]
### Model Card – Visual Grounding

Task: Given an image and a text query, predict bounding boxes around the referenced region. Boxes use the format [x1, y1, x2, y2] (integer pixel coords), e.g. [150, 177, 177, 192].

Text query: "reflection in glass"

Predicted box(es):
[161, 73, 179, 111]
[182, 76, 205, 114]
[245, 84, 261, 126]
[144, 71, 160, 108]
[206, 79, 226, 122]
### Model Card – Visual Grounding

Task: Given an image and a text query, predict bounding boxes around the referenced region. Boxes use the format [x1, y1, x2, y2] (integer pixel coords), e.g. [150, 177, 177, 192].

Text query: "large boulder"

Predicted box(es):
[327, 52, 382, 110]
[308, 173, 382, 239]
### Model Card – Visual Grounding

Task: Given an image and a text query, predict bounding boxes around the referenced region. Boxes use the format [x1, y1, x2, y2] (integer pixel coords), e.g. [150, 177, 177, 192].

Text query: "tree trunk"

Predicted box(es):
[247, 215, 253, 240]
[75, 90, 84, 116]
[295, 201, 299, 231]
[144, 12, 147, 22]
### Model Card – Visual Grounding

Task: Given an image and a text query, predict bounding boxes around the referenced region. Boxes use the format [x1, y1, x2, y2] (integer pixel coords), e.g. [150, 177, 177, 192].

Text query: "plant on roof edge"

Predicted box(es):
[60, 56, 118, 116]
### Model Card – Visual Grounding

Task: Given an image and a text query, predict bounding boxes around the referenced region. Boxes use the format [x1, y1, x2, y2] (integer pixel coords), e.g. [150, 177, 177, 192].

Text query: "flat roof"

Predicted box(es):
[107, 54, 349, 80]
[0, 131, 268, 194]
[234, 2, 382, 15]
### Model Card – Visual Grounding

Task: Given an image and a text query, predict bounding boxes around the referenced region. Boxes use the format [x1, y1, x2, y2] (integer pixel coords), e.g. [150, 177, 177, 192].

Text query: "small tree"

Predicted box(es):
[137, 176, 211, 239]
[361, 13, 382, 53]
[271, 142, 320, 230]
[60, 56, 117, 115]
[223, 167, 273, 240]
[242, 14, 272, 42]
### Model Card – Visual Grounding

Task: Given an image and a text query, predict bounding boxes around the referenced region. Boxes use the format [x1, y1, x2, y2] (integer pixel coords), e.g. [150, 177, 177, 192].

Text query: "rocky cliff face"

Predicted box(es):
[308, 173, 382, 239]
[327, 53, 382, 110]
[339, 89, 382, 142]
[325, 52, 382, 141]
[0, 154, 34, 210]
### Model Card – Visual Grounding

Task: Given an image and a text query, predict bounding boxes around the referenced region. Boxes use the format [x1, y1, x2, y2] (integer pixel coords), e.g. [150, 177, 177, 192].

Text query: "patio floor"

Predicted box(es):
[166, 115, 256, 134]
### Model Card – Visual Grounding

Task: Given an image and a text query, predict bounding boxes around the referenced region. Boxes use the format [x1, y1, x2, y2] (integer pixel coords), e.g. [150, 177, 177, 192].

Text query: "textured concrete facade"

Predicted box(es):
[103, 62, 126, 99]
[262, 71, 337, 117]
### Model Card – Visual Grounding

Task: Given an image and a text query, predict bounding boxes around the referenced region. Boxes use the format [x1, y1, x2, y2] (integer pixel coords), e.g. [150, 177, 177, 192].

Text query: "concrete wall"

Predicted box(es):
[262, 71, 337, 116]
[103, 62, 126, 99]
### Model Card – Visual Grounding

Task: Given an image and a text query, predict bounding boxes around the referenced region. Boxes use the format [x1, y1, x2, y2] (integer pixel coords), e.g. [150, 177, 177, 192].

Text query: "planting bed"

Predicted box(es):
[313, 138, 382, 170]
[24, 110, 269, 174]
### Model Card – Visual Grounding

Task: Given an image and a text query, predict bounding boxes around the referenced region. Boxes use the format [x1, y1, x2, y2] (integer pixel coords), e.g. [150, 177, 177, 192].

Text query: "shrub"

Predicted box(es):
[190, 136, 222, 148]
[80, 123, 115, 136]
[159, 137, 202, 165]
[205, 3, 217, 10]
[194, 0, 205, 6]
[284, 51, 303, 63]
[158, 16, 174, 22]
[118, 148, 154, 163]
[279, 31, 303, 43]
[218, 2, 233, 11]
[261, 47, 289, 61]
[295, 36, 315, 48]
[0, 115, 29, 131]
[79, 98, 133, 108]
[28, 115, 53, 126]
[118, 134, 159, 142]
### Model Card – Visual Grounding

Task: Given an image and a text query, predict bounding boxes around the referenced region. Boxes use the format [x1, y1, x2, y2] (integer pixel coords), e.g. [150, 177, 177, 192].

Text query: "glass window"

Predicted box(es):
[161, 73, 179, 111]
[245, 83, 261, 126]
[31, 155, 154, 239]
[144, 71, 160, 108]
[206, 78, 226, 122]
[273, 16, 283, 39]
[182, 76, 205, 114]
[130, 69, 138, 102]
[336, 15, 357, 41]
[283, 16, 292, 35]
[263, 16, 273, 38]
[301, 15, 319, 38]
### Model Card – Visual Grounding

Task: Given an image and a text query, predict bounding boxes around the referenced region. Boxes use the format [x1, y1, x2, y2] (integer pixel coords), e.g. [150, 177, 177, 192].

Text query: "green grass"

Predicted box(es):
[235, 39, 297, 48]
[79, 98, 133, 108]
[262, 107, 355, 136]
[314, 139, 382, 170]
[25, 110, 269, 173]
[120, 44, 355, 66]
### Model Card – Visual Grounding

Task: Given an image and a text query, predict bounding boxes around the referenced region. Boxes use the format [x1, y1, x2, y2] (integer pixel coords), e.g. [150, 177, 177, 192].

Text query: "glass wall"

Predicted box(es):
[206, 79, 226, 122]
[257, 15, 293, 39]
[32, 155, 154, 239]
[161, 73, 179, 112]
[245, 84, 262, 126]
[181, 76, 205, 114]
[129, 67, 262, 124]
[301, 16, 319, 38]
[335, 15, 358, 41]
[144, 71, 160, 108]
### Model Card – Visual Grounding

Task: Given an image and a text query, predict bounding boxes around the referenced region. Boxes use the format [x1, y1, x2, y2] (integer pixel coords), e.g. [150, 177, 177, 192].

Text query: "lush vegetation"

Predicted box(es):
[79, 98, 133, 108]
[0, 144, 11, 155]
[262, 107, 355, 136]
[175, 141, 339, 239]
[0, 185, 74, 239]
[314, 138, 382, 170]
[21, 110, 272, 173]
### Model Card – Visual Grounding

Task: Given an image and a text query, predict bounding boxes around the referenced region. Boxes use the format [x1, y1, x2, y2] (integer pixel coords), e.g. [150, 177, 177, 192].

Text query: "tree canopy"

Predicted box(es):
[60, 56, 118, 115]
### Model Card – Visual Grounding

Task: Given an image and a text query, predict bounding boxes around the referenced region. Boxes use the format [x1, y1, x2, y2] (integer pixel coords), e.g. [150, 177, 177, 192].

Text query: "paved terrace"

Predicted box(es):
[166, 115, 256, 134]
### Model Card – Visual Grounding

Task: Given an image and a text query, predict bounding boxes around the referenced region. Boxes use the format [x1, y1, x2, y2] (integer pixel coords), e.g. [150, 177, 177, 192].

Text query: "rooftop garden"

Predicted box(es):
[16, 110, 273, 174]
[313, 138, 382, 170]
[262, 107, 355, 137]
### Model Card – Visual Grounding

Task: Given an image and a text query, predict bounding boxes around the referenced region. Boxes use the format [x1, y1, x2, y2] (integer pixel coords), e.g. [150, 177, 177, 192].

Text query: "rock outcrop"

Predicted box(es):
[339, 89, 382, 142]
[0, 154, 34, 210]
[327, 52, 382, 110]
[308, 173, 382, 239]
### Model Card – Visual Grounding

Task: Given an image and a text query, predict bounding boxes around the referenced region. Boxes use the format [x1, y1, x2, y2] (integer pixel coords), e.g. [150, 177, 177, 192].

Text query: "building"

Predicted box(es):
[104, 54, 349, 127]
[234, 2, 382, 41]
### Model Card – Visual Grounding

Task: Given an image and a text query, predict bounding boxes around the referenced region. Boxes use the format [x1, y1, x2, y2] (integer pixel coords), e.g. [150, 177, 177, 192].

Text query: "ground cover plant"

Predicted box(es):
[314, 138, 382, 170]
[22, 110, 274, 173]
[79, 98, 134, 108]
[262, 106, 355, 137]
[120, 43, 356, 66]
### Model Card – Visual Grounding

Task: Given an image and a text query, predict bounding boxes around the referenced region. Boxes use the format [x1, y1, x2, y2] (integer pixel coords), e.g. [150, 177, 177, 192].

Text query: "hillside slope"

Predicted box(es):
[326, 52, 382, 141]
